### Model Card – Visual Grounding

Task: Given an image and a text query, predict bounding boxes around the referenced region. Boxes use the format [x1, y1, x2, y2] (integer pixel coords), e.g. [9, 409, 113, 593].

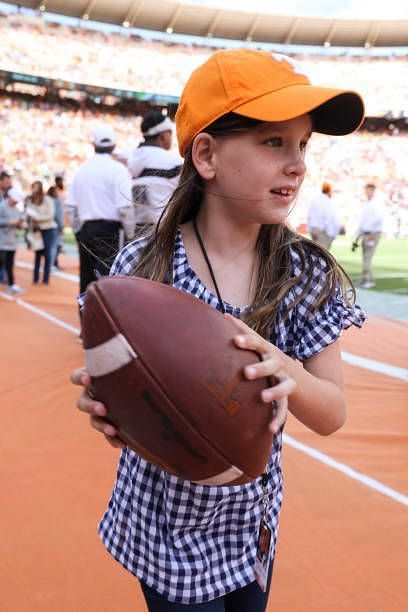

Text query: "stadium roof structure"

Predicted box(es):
[5, 0, 408, 48]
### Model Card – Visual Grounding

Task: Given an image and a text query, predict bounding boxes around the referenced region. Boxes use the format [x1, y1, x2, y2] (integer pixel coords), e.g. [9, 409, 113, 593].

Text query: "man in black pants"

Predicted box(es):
[0, 170, 13, 284]
[66, 124, 134, 295]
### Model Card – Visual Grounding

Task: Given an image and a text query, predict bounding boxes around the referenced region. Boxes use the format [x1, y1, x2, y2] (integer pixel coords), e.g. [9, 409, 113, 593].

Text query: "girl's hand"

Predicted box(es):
[70, 367, 126, 449]
[226, 314, 297, 434]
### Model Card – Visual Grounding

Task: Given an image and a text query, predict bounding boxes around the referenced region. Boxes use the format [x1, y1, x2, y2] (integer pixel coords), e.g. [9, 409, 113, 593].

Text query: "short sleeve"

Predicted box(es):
[109, 236, 148, 276]
[293, 252, 366, 362]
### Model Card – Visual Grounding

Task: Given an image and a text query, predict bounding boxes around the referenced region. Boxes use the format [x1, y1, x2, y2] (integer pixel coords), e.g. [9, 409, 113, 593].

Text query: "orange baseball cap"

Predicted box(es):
[176, 49, 364, 156]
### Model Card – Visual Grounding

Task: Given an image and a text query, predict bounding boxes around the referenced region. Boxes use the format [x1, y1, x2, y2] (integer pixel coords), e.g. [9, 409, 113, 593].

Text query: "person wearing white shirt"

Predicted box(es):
[307, 182, 341, 250]
[66, 124, 134, 294]
[0, 186, 25, 294]
[128, 112, 182, 228]
[353, 183, 385, 288]
[0, 170, 13, 283]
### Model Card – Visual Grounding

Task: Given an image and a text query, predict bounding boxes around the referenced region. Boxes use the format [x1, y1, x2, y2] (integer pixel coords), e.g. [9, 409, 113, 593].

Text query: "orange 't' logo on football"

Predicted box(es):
[202, 361, 242, 417]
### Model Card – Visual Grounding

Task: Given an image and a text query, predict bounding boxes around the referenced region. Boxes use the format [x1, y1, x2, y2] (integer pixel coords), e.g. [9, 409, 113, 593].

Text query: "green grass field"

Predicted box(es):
[331, 236, 408, 295]
[61, 229, 407, 296]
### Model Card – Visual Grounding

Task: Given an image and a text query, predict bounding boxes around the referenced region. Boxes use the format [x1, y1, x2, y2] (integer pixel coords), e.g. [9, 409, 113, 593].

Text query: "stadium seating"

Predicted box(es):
[0, 12, 406, 237]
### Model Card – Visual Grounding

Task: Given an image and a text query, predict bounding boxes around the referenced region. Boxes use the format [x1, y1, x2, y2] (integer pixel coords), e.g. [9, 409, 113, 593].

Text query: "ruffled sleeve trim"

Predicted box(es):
[294, 288, 366, 362]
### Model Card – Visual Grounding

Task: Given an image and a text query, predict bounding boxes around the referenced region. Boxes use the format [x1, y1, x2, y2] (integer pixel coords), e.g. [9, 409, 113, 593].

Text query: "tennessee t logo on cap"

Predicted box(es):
[269, 52, 311, 79]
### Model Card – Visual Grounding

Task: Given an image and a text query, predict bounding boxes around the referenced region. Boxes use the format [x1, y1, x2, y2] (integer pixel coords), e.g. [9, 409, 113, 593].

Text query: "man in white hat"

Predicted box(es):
[66, 124, 134, 295]
[128, 111, 182, 229]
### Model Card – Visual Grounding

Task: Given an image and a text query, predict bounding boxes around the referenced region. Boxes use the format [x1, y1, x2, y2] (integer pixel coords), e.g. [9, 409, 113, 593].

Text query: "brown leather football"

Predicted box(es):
[82, 276, 275, 485]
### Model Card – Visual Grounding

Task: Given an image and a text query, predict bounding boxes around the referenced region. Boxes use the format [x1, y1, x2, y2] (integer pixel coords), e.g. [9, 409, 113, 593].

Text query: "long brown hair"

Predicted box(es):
[30, 180, 44, 205]
[132, 113, 355, 338]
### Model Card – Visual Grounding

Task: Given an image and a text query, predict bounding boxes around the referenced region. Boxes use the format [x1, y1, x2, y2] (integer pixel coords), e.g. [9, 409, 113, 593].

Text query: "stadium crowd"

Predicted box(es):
[0, 95, 406, 238]
[0, 11, 406, 239]
[0, 12, 407, 116]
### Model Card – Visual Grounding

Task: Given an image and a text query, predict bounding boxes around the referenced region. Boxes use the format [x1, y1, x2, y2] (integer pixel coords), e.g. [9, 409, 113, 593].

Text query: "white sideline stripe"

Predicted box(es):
[0, 291, 80, 335]
[283, 433, 408, 506]
[341, 351, 408, 382]
[11, 263, 408, 383]
[84, 333, 137, 377]
[366, 273, 407, 279]
[2, 288, 406, 506]
[0, 291, 14, 301]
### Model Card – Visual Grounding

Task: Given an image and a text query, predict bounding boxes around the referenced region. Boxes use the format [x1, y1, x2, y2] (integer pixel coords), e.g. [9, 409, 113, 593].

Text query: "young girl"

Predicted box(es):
[71, 49, 365, 611]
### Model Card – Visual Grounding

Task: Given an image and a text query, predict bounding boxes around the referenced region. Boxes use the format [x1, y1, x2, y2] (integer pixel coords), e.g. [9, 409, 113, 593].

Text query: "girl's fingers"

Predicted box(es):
[70, 366, 91, 388]
[72, 365, 124, 449]
[90, 416, 126, 448]
[77, 390, 107, 417]
[233, 331, 271, 357]
[104, 434, 127, 449]
[269, 398, 288, 434]
[71, 367, 108, 417]
[261, 377, 297, 403]
[228, 316, 296, 406]
[91, 418, 127, 448]
[90, 415, 117, 437]
[244, 359, 281, 380]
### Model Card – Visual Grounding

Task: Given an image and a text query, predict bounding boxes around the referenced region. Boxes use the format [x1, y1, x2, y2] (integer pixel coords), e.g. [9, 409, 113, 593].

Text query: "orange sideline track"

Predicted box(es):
[1, 250, 407, 611]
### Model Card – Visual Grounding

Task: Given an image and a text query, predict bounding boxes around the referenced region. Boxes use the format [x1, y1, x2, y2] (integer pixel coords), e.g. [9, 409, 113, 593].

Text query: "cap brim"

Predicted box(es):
[234, 86, 365, 135]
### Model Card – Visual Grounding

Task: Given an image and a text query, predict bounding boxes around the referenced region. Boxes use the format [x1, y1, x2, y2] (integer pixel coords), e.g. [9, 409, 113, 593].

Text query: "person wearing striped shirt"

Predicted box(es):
[128, 111, 182, 228]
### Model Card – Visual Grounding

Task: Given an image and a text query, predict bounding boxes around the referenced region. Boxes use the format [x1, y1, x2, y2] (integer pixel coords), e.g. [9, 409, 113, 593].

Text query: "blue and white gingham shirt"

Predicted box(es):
[96, 229, 365, 604]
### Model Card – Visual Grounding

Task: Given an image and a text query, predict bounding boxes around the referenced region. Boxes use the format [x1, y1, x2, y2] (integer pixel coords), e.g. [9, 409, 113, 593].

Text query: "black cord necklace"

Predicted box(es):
[193, 216, 226, 314]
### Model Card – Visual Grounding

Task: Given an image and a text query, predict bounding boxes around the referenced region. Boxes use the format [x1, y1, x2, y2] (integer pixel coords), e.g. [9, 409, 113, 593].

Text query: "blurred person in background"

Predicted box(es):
[55, 174, 65, 198]
[352, 183, 386, 288]
[26, 180, 58, 285]
[128, 111, 182, 230]
[0, 186, 25, 294]
[0, 170, 13, 283]
[0, 171, 12, 196]
[0, 171, 12, 197]
[47, 176, 65, 270]
[66, 124, 134, 295]
[307, 182, 342, 250]
[55, 173, 67, 225]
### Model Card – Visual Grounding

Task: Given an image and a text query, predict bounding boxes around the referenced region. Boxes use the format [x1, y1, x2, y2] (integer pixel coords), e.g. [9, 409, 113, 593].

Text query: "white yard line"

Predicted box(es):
[13, 259, 408, 383]
[2, 288, 407, 506]
[283, 434, 408, 506]
[362, 273, 407, 279]
[341, 351, 408, 382]
[0, 291, 80, 335]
